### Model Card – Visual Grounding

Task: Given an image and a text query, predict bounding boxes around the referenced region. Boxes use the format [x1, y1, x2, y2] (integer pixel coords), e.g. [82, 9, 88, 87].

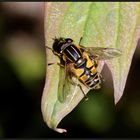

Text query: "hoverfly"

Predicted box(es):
[46, 37, 121, 102]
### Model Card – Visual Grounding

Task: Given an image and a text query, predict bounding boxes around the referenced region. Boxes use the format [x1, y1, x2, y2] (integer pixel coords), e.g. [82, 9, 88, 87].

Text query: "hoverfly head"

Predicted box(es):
[52, 37, 73, 54]
[52, 37, 63, 54]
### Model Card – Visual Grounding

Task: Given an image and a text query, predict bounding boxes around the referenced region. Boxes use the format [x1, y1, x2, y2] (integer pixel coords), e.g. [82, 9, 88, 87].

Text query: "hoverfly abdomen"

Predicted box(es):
[85, 73, 101, 89]
[79, 67, 101, 89]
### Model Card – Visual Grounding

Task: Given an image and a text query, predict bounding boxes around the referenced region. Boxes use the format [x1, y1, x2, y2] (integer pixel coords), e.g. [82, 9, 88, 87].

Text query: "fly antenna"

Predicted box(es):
[46, 46, 53, 51]
[52, 36, 57, 40]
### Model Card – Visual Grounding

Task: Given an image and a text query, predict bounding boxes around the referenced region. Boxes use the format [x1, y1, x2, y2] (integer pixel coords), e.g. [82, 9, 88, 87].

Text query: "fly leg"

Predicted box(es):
[48, 62, 55, 66]
[79, 37, 83, 46]
[46, 46, 53, 51]
[48, 62, 64, 67]
[48, 57, 65, 67]
[46, 46, 57, 66]
[68, 76, 88, 101]
[78, 84, 89, 101]
[99, 73, 105, 82]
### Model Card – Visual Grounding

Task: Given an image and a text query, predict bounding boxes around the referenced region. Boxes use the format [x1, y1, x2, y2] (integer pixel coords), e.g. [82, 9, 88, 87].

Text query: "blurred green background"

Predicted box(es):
[0, 2, 140, 138]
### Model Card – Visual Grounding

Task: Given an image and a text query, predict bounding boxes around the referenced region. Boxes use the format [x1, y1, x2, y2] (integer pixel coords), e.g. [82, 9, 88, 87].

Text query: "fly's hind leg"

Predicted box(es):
[68, 76, 88, 101]
[78, 84, 89, 101]
[99, 73, 105, 82]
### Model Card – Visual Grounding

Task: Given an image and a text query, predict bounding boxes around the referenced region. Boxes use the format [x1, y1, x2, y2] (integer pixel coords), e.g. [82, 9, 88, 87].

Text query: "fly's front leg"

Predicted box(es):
[48, 57, 65, 67]
[46, 46, 56, 66]
[48, 62, 64, 67]
[79, 37, 83, 46]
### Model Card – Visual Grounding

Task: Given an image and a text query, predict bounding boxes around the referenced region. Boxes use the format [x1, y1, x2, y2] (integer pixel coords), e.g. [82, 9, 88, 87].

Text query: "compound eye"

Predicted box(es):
[65, 38, 73, 43]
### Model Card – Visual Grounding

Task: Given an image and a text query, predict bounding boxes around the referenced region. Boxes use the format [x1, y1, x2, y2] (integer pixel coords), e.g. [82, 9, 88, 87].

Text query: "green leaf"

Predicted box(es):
[42, 2, 140, 133]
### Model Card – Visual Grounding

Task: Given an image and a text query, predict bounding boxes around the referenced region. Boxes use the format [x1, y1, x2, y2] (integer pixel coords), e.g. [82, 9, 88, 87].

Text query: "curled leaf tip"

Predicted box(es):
[55, 128, 67, 133]
[114, 93, 122, 105]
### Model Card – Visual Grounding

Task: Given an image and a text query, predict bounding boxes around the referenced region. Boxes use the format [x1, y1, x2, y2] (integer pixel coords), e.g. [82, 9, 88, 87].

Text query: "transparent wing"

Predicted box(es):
[57, 63, 78, 103]
[81, 47, 122, 60]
